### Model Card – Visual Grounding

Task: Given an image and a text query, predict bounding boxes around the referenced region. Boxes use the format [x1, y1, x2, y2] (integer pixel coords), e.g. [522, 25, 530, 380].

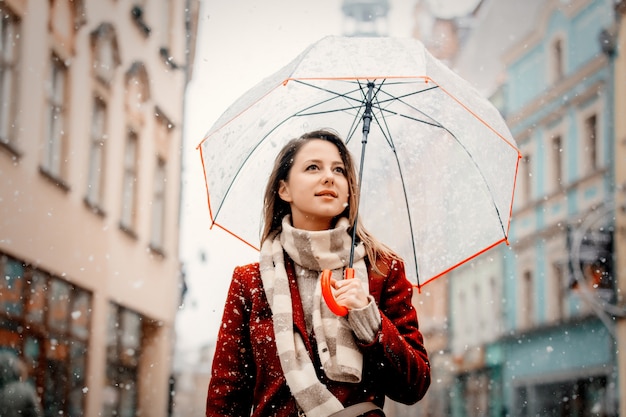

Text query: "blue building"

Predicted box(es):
[499, 0, 618, 415]
[448, 0, 619, 416]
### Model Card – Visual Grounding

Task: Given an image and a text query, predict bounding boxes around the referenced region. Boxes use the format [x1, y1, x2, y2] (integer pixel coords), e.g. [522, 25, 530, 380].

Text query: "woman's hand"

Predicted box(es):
[330, 277, 369, 310]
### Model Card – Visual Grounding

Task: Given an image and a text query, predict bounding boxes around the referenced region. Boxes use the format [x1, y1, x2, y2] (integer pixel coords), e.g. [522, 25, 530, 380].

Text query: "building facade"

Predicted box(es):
[443, 0, 623, 415]
[0, 1, 197, 416]
[614, 0, 626, 415]
[499, 0, 618, 415]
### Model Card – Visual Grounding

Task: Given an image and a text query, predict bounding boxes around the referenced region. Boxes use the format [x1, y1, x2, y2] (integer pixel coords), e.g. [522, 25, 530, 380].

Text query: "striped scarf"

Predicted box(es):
[259, 216, 368, 417]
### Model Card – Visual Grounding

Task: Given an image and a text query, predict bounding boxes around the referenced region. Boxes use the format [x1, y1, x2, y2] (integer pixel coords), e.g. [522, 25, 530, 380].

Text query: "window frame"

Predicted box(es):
[547, 33, 567, 85]
[149, 156, 167, 254]
[0, 4, 21, 155]
[119, 128, 139, 236]
[85, 96, 108, 214]
[576, 98, 603, 178]
[41, 53, 70, 189]
[0, 253, 92, 417]
[104, 303, 142, 417]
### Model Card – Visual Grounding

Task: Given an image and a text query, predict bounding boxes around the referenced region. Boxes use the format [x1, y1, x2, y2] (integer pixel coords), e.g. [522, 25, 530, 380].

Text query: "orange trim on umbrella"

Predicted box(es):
[198, 145, 215, 223]
[505, 151, 523, 243]
[211, 222, 260, 252]
[430, 79, 521, 153]
[414, 237, 509, 290]
[196, 74, 519, 292]
[196, 82, 286, 149]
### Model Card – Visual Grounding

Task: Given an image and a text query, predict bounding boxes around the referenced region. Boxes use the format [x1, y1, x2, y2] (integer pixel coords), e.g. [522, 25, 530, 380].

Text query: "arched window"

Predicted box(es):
[548, 34, 566, 84]
[84, 24, 120, 213]
[90, 23, 120, 86]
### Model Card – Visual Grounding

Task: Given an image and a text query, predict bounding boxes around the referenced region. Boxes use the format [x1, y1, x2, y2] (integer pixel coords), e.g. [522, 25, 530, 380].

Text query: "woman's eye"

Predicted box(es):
[306, 164, 319, 171]
[334, 167, 345, 174]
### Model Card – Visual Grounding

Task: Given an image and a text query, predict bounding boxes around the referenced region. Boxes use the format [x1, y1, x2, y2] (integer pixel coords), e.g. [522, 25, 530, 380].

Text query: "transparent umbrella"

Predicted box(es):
[198, 36, 521, 289]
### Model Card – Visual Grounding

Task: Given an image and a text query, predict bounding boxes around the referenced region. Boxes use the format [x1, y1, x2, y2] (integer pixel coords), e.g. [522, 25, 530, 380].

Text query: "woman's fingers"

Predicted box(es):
[331, 277, 368, 309]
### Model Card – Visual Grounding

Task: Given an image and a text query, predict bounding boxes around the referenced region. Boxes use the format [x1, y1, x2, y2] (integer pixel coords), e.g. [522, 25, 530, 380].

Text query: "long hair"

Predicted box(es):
[261, 129, 399, 266]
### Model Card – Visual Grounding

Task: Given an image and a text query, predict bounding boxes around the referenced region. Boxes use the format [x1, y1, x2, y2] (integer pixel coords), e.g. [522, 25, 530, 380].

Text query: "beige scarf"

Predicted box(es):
[260, 216, 368, 417]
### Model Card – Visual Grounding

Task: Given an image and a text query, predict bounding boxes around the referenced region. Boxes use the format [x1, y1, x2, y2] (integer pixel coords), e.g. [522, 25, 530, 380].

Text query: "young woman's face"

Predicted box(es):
[278, 139, 350, 231]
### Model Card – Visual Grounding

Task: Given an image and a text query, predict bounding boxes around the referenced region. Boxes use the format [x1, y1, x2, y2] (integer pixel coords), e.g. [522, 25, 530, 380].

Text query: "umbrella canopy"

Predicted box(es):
[198, 36, 520, 288]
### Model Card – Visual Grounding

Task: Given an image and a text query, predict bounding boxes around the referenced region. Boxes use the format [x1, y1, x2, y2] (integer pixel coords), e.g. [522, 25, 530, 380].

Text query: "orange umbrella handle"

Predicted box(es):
[321, 268, 354, 316]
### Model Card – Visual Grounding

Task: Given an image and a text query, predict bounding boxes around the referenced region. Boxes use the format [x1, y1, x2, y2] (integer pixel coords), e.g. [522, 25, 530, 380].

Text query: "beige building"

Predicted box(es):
[0, 0, 198, 416]
[614, 1, 626, 414]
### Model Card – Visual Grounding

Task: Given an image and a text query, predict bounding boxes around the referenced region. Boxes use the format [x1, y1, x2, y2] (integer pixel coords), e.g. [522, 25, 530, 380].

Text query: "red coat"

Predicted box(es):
[206, 256, 431, 417]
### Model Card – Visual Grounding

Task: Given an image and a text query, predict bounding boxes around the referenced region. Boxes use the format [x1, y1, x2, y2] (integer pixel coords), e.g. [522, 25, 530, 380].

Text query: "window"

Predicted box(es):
[547, 262, 565, 323]
[523, 154, 532, 203]
[42, 54, 69, 183]
[48, 0, 86, 47]
[93, 28, 116, 84]
[520, 270, 534, 329]
[549, 36, 566, 84]
[0, 253, 92, 417]
[150, 109, 173, 253]
[87, 24, 120, 215]
[86, 97, 107, 212]
[104, 303, 142, 417]
[458, 290, 469, 340]
[91, 23, 119, 86]
[0, 5, 20, 151]
[583, 114, 597, 174]
[554, 39, 563, 77]
[551, 135, 563, 192]
[150, 157, 166, 253]
[125, 62, 150, 112]
[487, 276, 500, 338]
[516, 376, 609, 416]
[474, 284, 483, 339]
[120, 130, 139, 234]
[519, 154, 532, 206]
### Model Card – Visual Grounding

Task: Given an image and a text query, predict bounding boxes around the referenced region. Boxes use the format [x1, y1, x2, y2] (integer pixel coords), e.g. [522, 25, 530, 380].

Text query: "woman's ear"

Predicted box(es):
[278, 180, 292, 202]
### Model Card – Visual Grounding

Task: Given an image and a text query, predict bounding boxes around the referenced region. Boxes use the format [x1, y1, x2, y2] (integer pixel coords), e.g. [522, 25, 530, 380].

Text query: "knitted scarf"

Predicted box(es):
[259, 216, 368, 417]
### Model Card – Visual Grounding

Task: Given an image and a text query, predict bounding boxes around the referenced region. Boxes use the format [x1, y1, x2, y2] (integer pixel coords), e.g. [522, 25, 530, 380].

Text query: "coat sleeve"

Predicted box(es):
[206, 266, 256, 417]
[360, 259, 431, 404]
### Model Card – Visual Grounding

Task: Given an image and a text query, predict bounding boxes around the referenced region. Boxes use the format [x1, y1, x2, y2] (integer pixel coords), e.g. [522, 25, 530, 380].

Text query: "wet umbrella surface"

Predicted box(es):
[198, 36, 520, 288]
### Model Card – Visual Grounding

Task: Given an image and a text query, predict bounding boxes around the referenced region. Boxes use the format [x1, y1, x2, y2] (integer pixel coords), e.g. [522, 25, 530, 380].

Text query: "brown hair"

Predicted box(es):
[261, 129, 399, 267]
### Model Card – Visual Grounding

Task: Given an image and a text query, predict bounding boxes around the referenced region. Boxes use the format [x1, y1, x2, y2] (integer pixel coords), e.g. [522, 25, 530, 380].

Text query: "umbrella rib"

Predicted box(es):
[370, 90, 422, 285]
[449, 132, 508, 237]
[290, 79, 371, 146]
[386, 86, 509, 239]
[374, 84, 441, 106]
[391, 87, 509, 237]
[369, 81, 507, 281]
[292, 78, 445, 131]
[212, 90, 366, 225]
[373, 87, 444, 129]
[292, 79, 369, 107]
[211, 114, 309, 226]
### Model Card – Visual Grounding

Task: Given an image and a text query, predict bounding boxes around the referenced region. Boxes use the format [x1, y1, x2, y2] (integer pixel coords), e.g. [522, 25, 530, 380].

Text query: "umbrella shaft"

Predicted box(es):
[349, 82, 375, 267]
[361, 82, 374, 136]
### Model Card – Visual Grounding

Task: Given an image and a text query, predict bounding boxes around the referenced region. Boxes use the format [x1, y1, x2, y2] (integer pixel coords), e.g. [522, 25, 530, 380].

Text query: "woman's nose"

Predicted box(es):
[322, 169, 334, 184]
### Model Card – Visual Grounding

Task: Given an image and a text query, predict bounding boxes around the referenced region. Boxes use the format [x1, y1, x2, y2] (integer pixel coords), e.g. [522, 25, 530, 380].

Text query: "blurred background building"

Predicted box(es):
[0, 0, 199, 416]
[444, 0, 625, 416]
[614, 1, 626, 417]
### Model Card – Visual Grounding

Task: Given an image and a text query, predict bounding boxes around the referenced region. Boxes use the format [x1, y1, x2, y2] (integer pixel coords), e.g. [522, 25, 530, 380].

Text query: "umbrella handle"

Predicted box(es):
[321, 268, 354, 316]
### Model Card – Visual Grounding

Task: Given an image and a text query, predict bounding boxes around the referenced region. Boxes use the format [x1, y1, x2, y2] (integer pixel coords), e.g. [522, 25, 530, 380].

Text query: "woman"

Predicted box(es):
[206, 130, 430, 417]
